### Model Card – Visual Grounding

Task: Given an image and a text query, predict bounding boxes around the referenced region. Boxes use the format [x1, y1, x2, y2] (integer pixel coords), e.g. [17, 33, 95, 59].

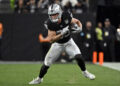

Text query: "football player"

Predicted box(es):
[29, 4, 95, 84]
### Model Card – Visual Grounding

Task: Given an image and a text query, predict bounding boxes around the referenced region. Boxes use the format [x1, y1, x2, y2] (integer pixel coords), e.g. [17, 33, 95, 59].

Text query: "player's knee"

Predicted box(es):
[44, 60, 52, 67]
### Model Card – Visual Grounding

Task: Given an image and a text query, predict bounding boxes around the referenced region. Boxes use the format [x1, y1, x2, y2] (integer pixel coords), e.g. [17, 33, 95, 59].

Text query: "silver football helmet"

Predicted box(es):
[48, 4, 62, 23]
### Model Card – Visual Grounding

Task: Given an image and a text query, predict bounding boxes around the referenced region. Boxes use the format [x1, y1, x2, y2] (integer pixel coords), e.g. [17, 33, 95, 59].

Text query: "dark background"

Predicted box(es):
[0, 0, 120, 61]
[0, 13, 96, 61]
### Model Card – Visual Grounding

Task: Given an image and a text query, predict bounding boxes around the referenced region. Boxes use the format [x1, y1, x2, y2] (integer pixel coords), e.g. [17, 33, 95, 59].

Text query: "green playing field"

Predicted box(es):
[0, 63, 120, 86]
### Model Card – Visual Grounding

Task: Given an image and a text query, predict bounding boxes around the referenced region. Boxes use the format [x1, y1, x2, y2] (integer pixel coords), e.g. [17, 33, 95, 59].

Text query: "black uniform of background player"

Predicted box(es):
[103, 25, 116, 61]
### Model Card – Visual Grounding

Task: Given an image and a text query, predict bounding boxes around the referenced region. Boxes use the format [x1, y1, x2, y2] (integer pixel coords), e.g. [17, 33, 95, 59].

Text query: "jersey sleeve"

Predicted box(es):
[44, 19, 54, 31]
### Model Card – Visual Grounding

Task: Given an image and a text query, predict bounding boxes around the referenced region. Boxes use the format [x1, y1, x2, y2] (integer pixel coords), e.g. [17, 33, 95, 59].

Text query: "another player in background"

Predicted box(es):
[29, 4, 95, 84]
[103, 18, 116, 61]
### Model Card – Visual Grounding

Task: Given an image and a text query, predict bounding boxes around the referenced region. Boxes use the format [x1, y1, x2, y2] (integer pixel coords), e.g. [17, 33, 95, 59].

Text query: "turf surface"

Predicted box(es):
[0, 63, 120, 86]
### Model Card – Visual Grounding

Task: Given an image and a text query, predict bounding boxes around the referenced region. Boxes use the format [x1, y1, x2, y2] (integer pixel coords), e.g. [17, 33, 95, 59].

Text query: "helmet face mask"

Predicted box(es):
[48, 4, 62, 23]
[49, 13, 59, 22]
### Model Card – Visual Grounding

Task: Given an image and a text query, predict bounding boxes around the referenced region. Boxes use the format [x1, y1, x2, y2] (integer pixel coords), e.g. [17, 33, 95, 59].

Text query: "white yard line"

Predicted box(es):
[102, 62, 120, 71]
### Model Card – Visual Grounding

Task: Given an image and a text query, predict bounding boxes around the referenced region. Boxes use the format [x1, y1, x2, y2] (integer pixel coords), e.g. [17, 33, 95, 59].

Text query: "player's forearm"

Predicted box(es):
[50, 34, 62, 43]
[39, 31, 63, 43]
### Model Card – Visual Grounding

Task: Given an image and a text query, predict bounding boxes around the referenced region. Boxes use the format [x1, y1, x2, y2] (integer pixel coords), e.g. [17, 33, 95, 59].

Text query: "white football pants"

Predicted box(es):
[44, 38, 81, 66]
